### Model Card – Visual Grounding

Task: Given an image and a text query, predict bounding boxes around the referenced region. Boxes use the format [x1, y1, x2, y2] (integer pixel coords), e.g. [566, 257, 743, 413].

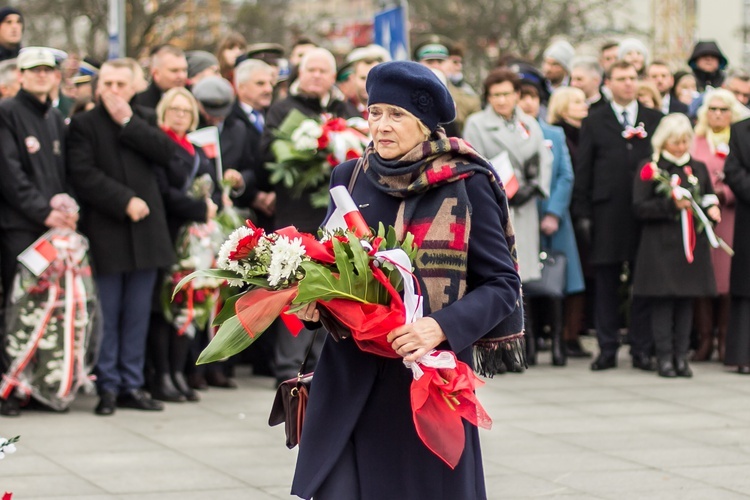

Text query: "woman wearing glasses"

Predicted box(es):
[691, 89, 748, 364]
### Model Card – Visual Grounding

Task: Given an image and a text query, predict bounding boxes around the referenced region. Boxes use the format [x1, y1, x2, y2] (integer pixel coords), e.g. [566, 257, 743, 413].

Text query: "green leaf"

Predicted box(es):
[172, 269, 242, 298]
[212, 291, 244, 326]
[196, 315, 259, 364]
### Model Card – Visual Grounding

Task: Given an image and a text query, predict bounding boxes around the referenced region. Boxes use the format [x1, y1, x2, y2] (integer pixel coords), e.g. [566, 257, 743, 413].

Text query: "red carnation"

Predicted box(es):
[323, 117, 348, 132]
[228, 230, 263, 261]
[194, 289, 207, 303]
[317, 132, 330, 151]
[326, 153, 339, 167]
[345, 149, 361, 161]
[640, 162, 657, 182]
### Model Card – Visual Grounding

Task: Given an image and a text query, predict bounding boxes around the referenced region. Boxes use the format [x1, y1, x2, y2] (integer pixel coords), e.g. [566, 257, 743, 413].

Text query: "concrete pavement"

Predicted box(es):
[2, 339, 750, 499]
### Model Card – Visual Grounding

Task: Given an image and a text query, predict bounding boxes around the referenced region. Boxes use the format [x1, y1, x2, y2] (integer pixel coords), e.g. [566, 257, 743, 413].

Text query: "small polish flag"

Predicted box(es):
[18, 237, 58, 276]
[324, 186, 372, 237]
[187, 126, 224, 179]
[488, 150, 519, 199]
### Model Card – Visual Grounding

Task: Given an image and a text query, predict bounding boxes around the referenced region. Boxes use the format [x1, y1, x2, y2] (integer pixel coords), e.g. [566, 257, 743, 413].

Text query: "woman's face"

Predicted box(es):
[664, 135, 691, 158]
[623, 50, 645, 71]
[163, 94, 194, 136]
[637, 91, 656, 109]
[488, 81, 518, 120]
[565, 93, 589, 122]
[368, 104, 427, 160]
[706, 97, 732, 131]
[675, 75, 697, 105]
[222, 46, 245, 68]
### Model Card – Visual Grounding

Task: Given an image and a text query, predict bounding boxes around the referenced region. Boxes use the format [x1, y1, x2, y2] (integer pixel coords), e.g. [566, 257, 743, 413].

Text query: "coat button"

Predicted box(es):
[626, 143, 633, 150]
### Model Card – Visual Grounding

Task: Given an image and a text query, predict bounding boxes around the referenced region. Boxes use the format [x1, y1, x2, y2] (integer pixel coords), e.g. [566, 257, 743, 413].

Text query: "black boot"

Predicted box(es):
[524, 296, 537, 366]
[152, 373, 186, 402]
[171, 333, 200, 401]
[150, 317, 185, 402]
[658, 357, 677, 378]
[551, 298, 567, 366]
[674, 357, 693, 378]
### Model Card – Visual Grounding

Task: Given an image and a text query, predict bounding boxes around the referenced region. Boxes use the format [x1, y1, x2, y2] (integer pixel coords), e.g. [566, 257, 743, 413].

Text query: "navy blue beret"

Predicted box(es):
[366, 61, 455, 132]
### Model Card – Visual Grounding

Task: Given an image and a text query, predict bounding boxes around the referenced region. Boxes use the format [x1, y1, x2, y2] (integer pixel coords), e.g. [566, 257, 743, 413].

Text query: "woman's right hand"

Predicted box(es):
[673, 198, 692, 211]
[206, 198, 218, 220]
[294, 302, 320, 323]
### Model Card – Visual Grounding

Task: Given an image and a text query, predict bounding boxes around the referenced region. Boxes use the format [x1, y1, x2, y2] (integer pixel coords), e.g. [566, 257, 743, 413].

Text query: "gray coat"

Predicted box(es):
[464, 106, 552, 282]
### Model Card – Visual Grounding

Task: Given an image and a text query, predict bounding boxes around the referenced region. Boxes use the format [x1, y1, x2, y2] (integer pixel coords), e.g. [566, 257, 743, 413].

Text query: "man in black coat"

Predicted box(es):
[67, 59, 176, 416]
[226, 58, 276, 229]
[0, 48, 75, 415]
[646, 61, 689, 115]
[262, 47, 359, 384]
[572, 60, 663, 371]
[131, 45, 188, 110]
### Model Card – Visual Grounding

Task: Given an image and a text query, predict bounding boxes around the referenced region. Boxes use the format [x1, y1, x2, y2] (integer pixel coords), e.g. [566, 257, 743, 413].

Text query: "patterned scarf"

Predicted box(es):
[359, 128, 525, 375]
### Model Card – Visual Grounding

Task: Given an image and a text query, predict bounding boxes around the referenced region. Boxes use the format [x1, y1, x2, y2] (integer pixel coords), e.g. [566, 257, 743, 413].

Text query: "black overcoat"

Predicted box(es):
[291, 160, 521, 500]
[724, 118, 750, 297]
[572, 103, 663, 265]
[66, 105, 176, 275]
[632, 157, 717, 297]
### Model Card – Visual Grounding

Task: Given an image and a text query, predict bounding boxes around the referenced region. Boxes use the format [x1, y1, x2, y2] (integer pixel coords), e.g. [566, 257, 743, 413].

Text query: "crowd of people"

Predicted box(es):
[1, 3, 750, 422]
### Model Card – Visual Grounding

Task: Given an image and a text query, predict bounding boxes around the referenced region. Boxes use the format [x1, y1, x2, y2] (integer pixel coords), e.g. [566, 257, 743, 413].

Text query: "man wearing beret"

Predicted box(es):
[0, 7, 22, 62]
[0, 47, 73, 415]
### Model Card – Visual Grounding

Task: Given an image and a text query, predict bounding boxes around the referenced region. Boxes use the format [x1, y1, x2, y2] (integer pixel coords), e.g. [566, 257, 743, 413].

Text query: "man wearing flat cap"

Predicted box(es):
[0, 47, 74, 415]
[186, 50, 220, 87]
[0, 7, 23, 62]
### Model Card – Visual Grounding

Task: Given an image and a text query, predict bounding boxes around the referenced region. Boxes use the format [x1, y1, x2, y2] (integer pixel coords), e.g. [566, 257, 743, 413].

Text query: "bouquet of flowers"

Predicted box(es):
[640, 161, 733, 262]
[0, 225, 99, 411]
[266, 108, 369, 208]
[161, 175, 227, 337]
[174, 187, 492, 468]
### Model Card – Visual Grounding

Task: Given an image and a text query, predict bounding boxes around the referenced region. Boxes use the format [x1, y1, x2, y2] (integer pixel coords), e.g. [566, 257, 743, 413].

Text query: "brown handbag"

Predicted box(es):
[268, 330, 318, 449]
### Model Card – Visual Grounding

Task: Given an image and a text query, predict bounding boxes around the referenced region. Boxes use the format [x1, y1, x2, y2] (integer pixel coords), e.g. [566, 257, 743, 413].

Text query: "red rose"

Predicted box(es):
[228, 230, 262, 261]
[640, 162, 657, 181]
[317, 132, 330, 151]
[194, 289, 207, 303]
[345, 149, 361, 161]
[326, 153, 338, 167]
[174, 291, 185, 305]
[323, 117, 348, 132]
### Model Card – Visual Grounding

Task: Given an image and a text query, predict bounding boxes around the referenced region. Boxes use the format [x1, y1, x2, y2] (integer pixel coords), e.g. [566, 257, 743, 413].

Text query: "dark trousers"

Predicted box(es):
[651, 297, 692, 360]
[95, 269, 158, 394]
[594, 264, 652, 358]
[273, 323, 325, 382]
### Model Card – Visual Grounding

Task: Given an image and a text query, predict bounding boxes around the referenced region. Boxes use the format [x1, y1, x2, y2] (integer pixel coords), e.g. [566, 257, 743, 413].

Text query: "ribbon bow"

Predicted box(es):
[622, 122, 648, 140]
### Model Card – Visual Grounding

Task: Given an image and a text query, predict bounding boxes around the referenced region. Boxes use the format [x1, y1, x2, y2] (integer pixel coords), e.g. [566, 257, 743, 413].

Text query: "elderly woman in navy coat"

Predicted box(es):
[290, 62, 522, 499]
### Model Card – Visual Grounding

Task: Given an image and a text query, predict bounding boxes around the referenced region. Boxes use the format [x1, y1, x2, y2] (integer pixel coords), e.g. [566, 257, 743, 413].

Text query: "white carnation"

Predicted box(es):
[267, 235, 306, 287]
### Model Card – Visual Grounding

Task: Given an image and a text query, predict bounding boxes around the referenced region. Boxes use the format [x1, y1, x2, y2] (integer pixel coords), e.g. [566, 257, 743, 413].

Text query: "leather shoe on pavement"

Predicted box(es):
[590, 354, 617, 371]
[117, 389, 164, 411]
[1, 397, 21, 417]
[738, 365, 750, 375]
[95, 392, 117, 416]
[658, 359, 678, 378]
[632, 353, 656, 371]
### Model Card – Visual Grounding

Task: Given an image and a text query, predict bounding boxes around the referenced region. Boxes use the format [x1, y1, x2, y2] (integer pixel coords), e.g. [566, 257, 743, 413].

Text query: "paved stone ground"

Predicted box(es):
[2, 339, 750, 499]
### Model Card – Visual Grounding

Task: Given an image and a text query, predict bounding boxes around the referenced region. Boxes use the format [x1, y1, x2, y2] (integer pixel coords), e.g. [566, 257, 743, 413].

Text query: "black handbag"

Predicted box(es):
[268, 330, 318, 449]
[523, 250, 567, 298]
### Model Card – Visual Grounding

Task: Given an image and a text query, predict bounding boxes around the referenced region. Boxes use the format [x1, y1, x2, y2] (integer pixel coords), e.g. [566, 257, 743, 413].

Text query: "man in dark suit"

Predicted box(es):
[646, 61, 689, 115]
[67, 59, 176, 415]
[226, 58, 276, 228]
[131, 45, 187, 110]
[572, 60, 663, 371]
[570, 56, 609, 112]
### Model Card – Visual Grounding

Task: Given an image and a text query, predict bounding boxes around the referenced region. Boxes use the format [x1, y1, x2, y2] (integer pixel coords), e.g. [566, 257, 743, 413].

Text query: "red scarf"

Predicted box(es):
[162, 126, 195, 156]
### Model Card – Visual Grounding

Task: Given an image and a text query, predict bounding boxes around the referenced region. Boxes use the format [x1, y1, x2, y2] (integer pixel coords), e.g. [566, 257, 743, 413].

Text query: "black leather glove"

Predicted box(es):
[509, 184, 540, 207]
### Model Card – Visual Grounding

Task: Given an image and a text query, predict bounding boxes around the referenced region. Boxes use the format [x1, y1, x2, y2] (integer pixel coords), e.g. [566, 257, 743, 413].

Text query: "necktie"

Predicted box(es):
[621, 110, 630, 128]
[251, 110, 264, 133]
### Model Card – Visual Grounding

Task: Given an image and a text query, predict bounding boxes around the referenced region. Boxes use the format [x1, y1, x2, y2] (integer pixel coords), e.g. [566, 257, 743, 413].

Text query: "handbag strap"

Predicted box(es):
[347, 160, 362, 193]
[297, 328, 319, 378]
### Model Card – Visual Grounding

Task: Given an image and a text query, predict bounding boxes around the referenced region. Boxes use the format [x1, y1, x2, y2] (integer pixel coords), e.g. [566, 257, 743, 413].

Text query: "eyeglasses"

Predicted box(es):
[708, 107, 730, 113]
[167, 107, 193, 116]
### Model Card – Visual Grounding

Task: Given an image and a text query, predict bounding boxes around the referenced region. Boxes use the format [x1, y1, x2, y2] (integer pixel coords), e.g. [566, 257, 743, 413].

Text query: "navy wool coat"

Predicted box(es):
[291, 159, 521, 500]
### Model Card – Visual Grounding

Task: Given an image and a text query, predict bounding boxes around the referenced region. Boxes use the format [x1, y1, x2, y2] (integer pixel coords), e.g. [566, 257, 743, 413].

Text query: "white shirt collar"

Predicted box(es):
[661, 94, 671, 115]
[610, 100, 639, 125]
[239, 101, 255, 114]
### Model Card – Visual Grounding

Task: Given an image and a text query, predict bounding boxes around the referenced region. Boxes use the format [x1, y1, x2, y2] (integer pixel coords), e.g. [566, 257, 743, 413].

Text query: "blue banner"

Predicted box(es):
[374, 5, 409, 61]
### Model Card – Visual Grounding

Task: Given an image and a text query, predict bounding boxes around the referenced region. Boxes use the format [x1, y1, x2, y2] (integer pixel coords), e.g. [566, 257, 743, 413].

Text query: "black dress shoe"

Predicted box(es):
[738, 366, 750, 375]
[590, 354, 617, 371]
[565, 339, 593, 358]
[1, 397, 21, 417]
[188, 373, 209, 390]
[95, 392, 117, 416]
[675, 358, 693, 378]
[117, 389, 164, 411]
[151, 374, 187, 403]
[632, 353, 656, 371]
[658, 359, 678, 378]
[173, 372, 200, 402]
